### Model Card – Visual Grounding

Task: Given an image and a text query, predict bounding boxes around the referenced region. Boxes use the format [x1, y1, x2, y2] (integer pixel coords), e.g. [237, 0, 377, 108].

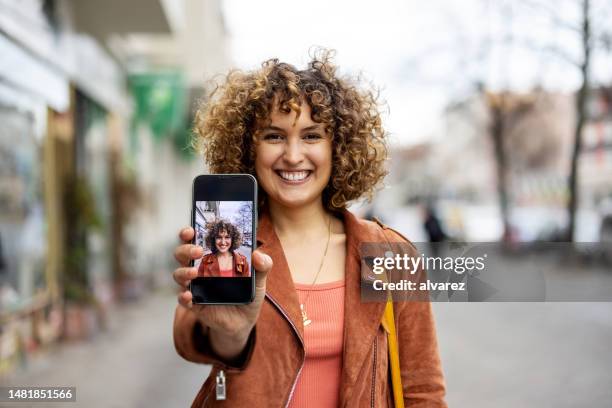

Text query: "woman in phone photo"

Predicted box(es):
[172, 49, 447, 407]
[198, 220, 250, 278]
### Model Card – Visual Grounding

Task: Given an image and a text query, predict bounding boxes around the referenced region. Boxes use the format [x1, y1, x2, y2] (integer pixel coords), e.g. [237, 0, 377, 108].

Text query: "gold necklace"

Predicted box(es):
[300, 214, 332, 327]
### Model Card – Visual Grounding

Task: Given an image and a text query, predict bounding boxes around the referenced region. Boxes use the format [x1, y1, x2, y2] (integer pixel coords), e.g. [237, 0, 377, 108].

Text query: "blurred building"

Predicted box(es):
[388, 88, 612, 241]
[580, 87, 612, 207]
[0, 0, 228, 375]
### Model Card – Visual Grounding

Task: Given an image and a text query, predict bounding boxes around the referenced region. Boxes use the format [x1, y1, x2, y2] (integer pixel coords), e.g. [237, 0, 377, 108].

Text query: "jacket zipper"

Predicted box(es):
[215, 370, 226, 400]
[371, 336, 378, 408]
[200, 368, 228, 406]
[265, 293, 306, 408]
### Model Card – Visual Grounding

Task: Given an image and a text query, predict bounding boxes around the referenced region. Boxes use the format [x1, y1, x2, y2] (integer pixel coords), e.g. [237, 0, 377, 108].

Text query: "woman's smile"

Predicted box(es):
[275, 170, 313, 184]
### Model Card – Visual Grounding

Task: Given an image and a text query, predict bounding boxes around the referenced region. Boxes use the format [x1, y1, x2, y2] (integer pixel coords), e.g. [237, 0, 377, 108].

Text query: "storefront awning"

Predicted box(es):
[70, 0, 172, 42]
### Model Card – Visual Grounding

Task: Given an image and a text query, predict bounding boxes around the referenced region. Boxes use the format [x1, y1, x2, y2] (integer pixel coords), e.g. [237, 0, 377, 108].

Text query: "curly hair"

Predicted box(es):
[204, 220, 242, 254]
[194, 49, 388, 210]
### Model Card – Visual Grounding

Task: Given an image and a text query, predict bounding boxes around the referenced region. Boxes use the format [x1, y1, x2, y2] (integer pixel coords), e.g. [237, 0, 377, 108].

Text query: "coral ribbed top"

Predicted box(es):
[218, 268, 234, 277]
[288, 279, 346, 408]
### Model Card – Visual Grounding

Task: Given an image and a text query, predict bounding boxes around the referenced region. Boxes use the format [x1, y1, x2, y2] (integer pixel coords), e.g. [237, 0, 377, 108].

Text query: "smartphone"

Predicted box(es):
[189, 174, 257, 304]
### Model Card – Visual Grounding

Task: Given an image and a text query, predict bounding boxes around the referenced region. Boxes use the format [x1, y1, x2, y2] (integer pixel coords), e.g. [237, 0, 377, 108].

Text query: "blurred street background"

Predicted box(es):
[0, 0, 611, 407]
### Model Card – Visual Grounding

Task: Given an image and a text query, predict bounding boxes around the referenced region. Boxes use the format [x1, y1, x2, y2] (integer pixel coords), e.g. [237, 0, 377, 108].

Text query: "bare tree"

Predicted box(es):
[474, 1, 544, 242]
[234, 202, 253, 244]
[484, 90, 538, 241]
[521, 0, 612, 241]
[567, 0, 591, 242]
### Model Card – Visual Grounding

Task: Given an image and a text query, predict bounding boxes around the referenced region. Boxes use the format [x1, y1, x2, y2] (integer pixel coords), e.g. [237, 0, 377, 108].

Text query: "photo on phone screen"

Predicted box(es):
[193, 201, 253, 278]
[190, 174, 257, 304]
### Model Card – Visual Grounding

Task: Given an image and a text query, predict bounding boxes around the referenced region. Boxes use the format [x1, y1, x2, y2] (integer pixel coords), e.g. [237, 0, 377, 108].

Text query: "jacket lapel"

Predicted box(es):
[207, 255, 219, 274]
[256, 208, 305, 342]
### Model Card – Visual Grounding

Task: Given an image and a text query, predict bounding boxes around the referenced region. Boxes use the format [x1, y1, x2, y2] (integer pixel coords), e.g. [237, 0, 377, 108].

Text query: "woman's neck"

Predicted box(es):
[217, 251, 232, 259]
[268, 200, 331, 243]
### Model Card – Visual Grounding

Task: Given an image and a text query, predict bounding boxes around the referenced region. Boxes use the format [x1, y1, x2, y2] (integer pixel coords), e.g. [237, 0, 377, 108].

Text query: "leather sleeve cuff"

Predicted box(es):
[192, 320, 257, 372]
[173, 305, 257, 372]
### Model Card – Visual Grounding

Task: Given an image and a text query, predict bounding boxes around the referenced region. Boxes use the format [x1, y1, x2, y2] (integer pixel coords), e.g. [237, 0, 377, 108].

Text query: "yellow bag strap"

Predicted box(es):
[382, 298, 404, 408]
[372, 217, 404, 408]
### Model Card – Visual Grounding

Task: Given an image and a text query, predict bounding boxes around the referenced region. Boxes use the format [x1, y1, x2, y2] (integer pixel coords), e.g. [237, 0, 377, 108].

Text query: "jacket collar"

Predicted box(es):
[256, 206, 388, 404]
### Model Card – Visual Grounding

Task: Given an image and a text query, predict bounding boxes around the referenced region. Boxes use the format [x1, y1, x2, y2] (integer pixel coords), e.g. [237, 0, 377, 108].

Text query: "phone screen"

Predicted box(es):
[190, 175, 257, 304]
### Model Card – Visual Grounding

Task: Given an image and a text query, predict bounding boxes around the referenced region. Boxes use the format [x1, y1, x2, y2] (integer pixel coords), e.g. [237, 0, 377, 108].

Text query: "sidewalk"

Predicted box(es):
[2, 286, 611, 407]
[1, 288, 210, 408]
[435, 301, 612, 407]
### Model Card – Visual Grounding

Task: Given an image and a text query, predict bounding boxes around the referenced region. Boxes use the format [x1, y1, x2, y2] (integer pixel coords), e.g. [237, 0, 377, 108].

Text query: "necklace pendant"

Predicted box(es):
[300, 304, 312, 326]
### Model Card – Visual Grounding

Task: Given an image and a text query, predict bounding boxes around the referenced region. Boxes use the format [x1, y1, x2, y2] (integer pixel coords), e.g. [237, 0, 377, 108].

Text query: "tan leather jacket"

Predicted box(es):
[173, 208, 447, 407]
[198, 252, 250, 277]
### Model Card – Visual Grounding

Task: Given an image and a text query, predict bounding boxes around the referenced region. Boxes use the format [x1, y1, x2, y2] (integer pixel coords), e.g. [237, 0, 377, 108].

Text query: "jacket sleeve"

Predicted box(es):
[395, 295, 447, 407]
[381, 226, 448, 407]
[244, 257, 250, 277]
[173, 304, 257, 372]
[197, 258, 205, 277]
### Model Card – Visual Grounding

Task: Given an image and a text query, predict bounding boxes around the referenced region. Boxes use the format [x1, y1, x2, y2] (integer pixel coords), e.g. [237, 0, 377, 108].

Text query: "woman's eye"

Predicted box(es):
[304, 133, 323, 141]
[263, 133, 283, 141]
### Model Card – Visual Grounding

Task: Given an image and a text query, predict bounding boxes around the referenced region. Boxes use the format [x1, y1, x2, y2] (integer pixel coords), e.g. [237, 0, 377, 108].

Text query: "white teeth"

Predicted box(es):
[279, 171, 310, 181]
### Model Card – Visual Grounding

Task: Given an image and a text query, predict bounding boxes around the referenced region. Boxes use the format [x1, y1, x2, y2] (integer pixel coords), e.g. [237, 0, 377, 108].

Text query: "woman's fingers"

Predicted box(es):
[178, 289, 193, 308]
[175, 227, 198, 309]
[252, 250, 272, 291]
[173, 267, 198, 287]
[174, 244, 204, 266]
[179, 226, 195, 243]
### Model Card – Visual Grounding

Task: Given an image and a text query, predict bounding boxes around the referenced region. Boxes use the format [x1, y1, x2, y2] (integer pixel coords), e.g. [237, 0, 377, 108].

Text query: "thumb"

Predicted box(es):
[252, 249, 272, 290]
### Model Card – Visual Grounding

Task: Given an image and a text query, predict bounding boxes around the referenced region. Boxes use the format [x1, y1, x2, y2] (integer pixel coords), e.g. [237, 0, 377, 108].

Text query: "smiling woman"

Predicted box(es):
[198, 219, 249, 278]
[173, 49, 447, 408]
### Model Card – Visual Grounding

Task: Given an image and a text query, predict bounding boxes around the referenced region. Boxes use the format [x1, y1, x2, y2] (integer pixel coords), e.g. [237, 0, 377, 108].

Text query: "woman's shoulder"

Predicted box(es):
[372, 218, 413, 243]
[234, 252, 248, 263]
[351, 213, 414, 244]
[201, 253, 216, 262]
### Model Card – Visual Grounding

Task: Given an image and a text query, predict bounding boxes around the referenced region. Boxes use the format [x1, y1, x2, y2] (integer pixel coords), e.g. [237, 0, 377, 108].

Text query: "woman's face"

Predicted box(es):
[255, 101, 332, 210]
[215, 230, 231, 253]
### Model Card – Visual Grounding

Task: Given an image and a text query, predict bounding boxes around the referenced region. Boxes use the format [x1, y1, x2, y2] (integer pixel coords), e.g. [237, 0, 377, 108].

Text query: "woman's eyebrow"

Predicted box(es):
[261, 125, 286, 132]
[300, 125, 323, 132]
[262, 124, 322, 132]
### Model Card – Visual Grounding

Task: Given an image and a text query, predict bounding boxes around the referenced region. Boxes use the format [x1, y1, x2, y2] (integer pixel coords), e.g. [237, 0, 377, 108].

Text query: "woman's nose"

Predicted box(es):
[282, 138, 304, 164]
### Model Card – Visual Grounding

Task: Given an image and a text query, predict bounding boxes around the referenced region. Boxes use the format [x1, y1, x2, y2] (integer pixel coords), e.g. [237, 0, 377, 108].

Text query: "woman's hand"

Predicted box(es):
[173, 226, 272, 363]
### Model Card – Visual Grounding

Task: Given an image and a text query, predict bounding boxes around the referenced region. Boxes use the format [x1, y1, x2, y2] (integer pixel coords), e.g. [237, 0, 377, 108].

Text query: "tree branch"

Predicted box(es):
[519, 0, 582, 33]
